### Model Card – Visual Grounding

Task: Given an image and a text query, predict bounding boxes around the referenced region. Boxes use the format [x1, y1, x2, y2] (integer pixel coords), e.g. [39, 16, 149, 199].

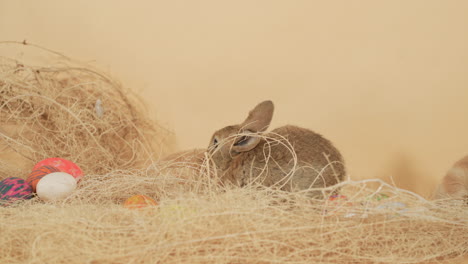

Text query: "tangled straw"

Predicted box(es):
[0, 43, 466, 263]
[1, 170, 467, 264]
[0, 42, 174, 176]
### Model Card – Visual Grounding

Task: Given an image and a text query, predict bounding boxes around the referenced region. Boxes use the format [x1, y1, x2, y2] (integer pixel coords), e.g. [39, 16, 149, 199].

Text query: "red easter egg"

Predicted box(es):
[33, 158, 83, 182]
[26, 165, 60, 192]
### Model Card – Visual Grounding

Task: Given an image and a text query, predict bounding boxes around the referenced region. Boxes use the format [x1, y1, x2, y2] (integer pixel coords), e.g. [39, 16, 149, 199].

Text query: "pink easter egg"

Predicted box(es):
[0, 177, 33, 206]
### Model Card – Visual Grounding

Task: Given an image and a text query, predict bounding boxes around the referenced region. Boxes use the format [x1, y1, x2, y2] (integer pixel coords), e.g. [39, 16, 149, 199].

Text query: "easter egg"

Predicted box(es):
[376, 201, 407, 211]
[0, 177, 33, 205]
[369, 193, 390, 201]
[159, 204, 196, 218]
[328, 194, 348, 202]
[123, 195, 158, 209]
[33, 158, 83, 182]
[374, 201, 409, 219]
[36, 172, 77, 202]
[26, 165, 60, 192]
[323, 194, 354, 217]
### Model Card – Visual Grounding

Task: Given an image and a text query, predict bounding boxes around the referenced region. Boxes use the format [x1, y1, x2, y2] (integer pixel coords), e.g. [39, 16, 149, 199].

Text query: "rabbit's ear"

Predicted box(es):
[241, 100, 274, 132]
[231, 132, 261, 153]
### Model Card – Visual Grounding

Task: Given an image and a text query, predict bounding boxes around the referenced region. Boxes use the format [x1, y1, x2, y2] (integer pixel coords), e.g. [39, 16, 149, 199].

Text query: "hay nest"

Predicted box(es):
[0, 43, 467, 264]
[0, 42, 174, 176]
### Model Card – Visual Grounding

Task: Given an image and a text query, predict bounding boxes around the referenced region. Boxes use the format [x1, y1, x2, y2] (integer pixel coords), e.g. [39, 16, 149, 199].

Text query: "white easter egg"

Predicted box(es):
[36, 172, 77, 202]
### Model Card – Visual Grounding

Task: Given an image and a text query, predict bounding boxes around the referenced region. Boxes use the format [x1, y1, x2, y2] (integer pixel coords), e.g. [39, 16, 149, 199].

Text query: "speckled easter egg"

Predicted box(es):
[0, 177, 33, 205]
[26, 165, 60, 192]
[33, 158, 83, 182]
[123, 195, 158, 209]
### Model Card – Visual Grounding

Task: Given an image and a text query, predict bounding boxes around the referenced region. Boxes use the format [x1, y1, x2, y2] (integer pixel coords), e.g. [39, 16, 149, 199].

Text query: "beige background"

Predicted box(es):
[1, 1, 468, 197]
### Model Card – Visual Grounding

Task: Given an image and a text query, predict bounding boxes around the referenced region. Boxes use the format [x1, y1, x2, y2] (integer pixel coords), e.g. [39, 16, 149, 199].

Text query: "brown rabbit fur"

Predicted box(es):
[433, 155, 468, 203]
[207, 100, 345, 197]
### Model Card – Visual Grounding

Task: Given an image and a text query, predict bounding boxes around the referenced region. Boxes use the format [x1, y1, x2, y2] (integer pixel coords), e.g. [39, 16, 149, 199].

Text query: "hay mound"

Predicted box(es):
[0, 42, 174, 176]
[0, 43, 466, 263]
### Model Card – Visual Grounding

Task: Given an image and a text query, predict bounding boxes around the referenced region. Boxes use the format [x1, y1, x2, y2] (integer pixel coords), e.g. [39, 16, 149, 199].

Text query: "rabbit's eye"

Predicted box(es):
[213, 138, 218, 146]
[234, 136, 248, 146]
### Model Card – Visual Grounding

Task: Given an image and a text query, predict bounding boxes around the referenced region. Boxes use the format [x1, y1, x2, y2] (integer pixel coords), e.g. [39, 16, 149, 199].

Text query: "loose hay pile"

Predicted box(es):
[0, 42, 173, 176]
[0, 43, 467, 264]
[1, 174, 467, 264]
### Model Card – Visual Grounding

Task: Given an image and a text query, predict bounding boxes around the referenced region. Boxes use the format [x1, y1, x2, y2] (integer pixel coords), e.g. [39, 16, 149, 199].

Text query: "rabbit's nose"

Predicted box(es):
[239, 179, 248, 187]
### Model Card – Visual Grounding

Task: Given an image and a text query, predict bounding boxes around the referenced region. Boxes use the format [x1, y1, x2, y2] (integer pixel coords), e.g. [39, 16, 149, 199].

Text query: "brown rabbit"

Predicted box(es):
[433, 155, 468, 203]
[207, 100, 345, 197]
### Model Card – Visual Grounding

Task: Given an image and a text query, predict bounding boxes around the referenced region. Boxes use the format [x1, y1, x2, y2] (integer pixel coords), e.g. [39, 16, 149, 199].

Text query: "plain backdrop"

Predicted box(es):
[1, 0, 468, 197]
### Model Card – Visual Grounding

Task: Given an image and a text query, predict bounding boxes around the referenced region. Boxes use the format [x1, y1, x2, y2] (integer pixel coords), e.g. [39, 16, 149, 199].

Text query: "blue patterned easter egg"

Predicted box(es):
[0, 177, 33, 206]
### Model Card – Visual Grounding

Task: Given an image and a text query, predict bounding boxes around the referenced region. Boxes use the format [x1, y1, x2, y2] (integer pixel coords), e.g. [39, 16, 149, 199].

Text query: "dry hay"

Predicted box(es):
[0, 43, 467, 264]
[0, 41, 174, 176]
[1, 171, 467, 264]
